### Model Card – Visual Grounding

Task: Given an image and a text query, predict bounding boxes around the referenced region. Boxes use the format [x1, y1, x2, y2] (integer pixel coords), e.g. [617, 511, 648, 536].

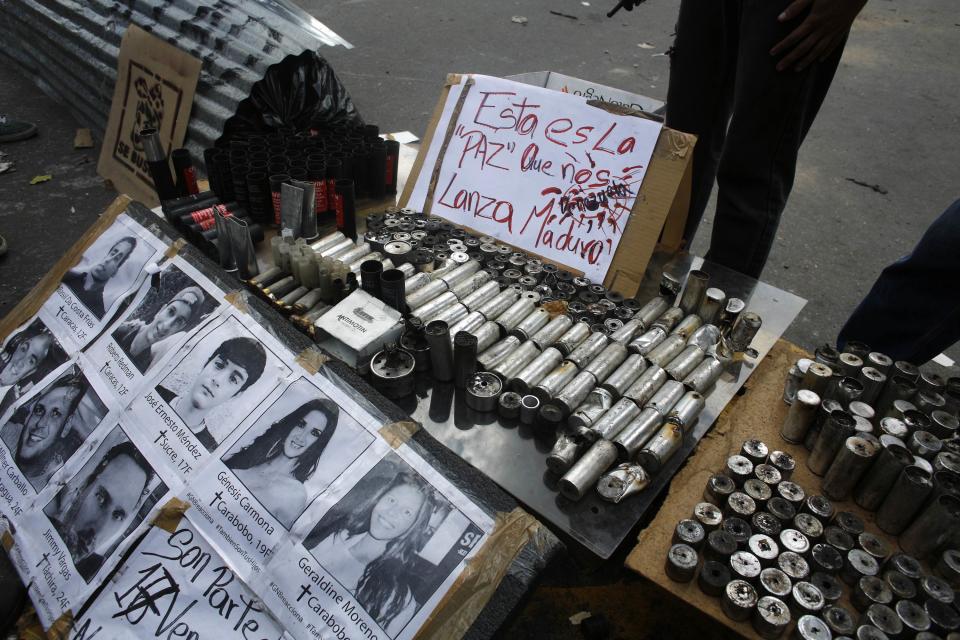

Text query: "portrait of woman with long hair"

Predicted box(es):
[305, 470, 440, 637]
[0, 320, 68, 417]
[224, 398, 339, 528]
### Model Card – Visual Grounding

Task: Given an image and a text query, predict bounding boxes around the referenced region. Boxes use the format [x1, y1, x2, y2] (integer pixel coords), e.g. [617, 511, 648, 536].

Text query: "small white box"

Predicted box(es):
[314, 290, 403, 371]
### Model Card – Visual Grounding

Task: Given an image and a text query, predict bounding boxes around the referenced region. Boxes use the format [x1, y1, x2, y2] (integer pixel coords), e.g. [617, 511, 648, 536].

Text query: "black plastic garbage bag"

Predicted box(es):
[220, 50, 362, 140]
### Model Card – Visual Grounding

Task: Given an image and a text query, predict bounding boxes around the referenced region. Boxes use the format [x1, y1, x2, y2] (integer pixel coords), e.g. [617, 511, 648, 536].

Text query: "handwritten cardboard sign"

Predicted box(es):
[407, 74, 661, 282]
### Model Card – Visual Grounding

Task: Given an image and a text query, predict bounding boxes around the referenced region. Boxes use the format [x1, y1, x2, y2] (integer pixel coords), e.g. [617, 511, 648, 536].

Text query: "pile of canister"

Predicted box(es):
[667, 438, 960, 638]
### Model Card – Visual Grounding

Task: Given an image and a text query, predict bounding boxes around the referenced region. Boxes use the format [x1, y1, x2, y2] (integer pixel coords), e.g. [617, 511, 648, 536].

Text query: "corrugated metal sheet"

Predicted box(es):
[0, 0, 352, 157]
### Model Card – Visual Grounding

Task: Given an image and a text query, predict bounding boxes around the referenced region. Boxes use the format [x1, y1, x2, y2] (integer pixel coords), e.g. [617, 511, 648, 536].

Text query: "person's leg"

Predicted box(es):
[705, 0, 846, 279]
[664, 0, 739, 244]
[838, 199, 960, 364]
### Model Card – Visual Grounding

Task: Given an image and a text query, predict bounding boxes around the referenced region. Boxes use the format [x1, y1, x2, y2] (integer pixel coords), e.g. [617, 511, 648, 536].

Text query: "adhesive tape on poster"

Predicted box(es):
[378, 421, 419, 448]
[414, 507, 544, 640]
[1, 531, 12, 552]
[152, 497, 191, 533]
[163, 237, 188, 259]
[224, 290, 251, 314]
[295, 347, 329, 374]
[46, 609, 74, 640]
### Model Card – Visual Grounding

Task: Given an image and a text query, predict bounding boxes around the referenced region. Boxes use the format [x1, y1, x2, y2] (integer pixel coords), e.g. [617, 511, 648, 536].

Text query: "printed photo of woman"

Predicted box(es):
[0, 318, 68, 418]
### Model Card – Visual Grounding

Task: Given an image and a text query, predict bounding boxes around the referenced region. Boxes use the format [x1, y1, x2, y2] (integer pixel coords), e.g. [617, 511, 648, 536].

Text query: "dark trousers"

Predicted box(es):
[838, 199, 960, 365]
[666, 0, 845, 278]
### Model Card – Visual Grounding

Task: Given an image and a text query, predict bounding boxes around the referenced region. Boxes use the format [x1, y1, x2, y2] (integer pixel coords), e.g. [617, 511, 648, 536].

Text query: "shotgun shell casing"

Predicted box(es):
[628, 326, 668, 355]
[477, 336, 521, 371]
[410, 290, 457, 323]
[753, 596, 791, 638]
[532, 360, 580, 403]
[665, 344, 706, 382]
[490, 340, 541, 383]
[613, 407, 664, 460]
[682, 356, 725, 393]
[566, 331, 609, 368]
[678, 269, 709, 316]
[597, 462, 651, 503]
[822, 436, 879, 501]
[667, 391, 706, 433]
[808, 410, 857, 476]
[741, 439, 769, 466]
[859, 366, 887, 406]
[646, 334, 688, 368]
[853, 442, 914, 511]
[476, 287, 520, 320]
[876, 465, 933, 535]
[624, 365, 669, 406]
[546, 434, 584, 474]
[636, 296, 670, 328]
[725, 455, 755, 487]
[706, 473, 737, 506]
[510, 347, 563, 395]
[589, 396, 641, 441]
[570, 387, 616, 430]
[697, 504, 726, 534]
[759, 568, 792, 599]
[790, 581, 826, 617]
[699, 288, 727, 325]
[801, 362, 834, 398]
[583, 342, 629, 383]
[600, 354, 648, 399]
[530, 314, 573, 350]
[637, 421, 685, 474]
[551, 370, 599, 417]
[645, 379, 686, 418]
[493, 297, 536, 334]
[781, 390, 822, 444]
[558, 439, 618, 501]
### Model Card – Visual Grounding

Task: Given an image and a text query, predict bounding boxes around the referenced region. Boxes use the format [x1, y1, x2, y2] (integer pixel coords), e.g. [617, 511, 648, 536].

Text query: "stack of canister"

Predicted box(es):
[158, 192, 265, 262]
[666, 438, 960, 639]
[780, 345, 960, 569]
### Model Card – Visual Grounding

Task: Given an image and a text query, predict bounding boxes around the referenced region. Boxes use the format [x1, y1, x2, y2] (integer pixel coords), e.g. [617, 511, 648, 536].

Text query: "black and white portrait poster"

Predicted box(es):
[43, 214, 164, 349]
[0, 313, 71, 423]
[125, 312, 293, 484]
[84, 257, 221, 402]
[0, 364, 110, 519]
[182, 376, 375, 580]
[14, 424, 168, 626]
[68, 515, 286, 640]
[260, 447, 492, 640]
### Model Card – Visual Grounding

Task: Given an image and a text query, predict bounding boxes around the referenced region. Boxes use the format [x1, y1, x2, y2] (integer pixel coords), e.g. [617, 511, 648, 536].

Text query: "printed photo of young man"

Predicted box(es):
[61, 236, 138, 320]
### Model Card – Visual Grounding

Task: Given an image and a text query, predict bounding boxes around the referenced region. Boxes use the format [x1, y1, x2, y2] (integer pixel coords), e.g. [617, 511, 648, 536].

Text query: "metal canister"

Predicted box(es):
[519, 394, 540, 425]
[449, 269, 492, 299]
[510, 347, 563, 395]
[837, 352, 864, 379]
[865, 351, 893, 375]
[801, 362, 834, 398]
[683, 356, 725, 393]
[430, 302, 468, 326]
[665, 344, 706, 382]
[570, 387, 616, 430]
[729, 312, 762, 351]
[646, 334, 688, 368]
[490, 340, 541, 383]
[827, 376, 864, 406]
[804, 398, 842, 450]
[509, 307, 550, 342]
[459, 279, 500, 312]
[475, 287, 520, 321]
[403, 271, 434, 295]
[875, 375, 917, 416]
[808, 410, 857, 476]
[687, 324, 722, 351]
[652, 306, 685, 333]
[597, 462, 651, 503]
[529, 314, 573, 350]
[438, 259, 480, 290]
[671, 314, 704, 341]
[635, 296, 670, 328]
[558, 439, 618, 501]
[719, 297, 746, 331]
[493, 297, 536, 334]
[678, 269, 709, 316]
[624, 366, 669, 406]
[532, 361, 580, 403]
[930, 411, 960, 440]
[588, 396, 641, 441]
[628, 326, 668, 356]
[875, 465, 934, 535]
[477, 335, 521, 371]
[610, 316, 645, 345]
[551, 370, 599, 417]
[583, 342, 629, 383]
[546, 434, 584, 475]
[781, 390, 822, 444]
[859, 366, 887, 406]
[566, 331, 609, 368]
[554, 320, 592, 356]
[468, 321, 502, 353]
[666, 391, 705, 433]
[613, 407, 664, 460]
[853, 442, 915, 511]
[822, 436, 879, 501]
[448, 310, 486, 340]
[600, 354, 648, 399]
[637, 422, 685, 474]
[645, 379, 686, 418]
[410, 290, 458, 323]
[699, 288, 726, 325]
[899, 494, 960, 561]
[406, 278, 448, 310]
[910, 430, 943, 460]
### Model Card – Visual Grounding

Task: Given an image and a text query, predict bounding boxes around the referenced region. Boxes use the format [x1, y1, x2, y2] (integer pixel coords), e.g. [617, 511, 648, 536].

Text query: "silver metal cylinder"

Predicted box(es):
[554, 321, 593, 356]
[624, 365, 669, 406]
[866, 351, 893, 375]
[781, 390, 821, 444]
[699, 288, 726, 325]
[490, 340, 541, 383]
[551, 370, 599, 416]
[652, 306, 685, 333]
[637, 422, 685, 474]
[468, 321, 502, 353]
[310, 230, 347, 252]
[448, 310, 487, 341]
[665, 344, 706, 382]
[930, 411, 960, 440]
[910, 430, 943, 460]
[320, 236, 357, 259]
[678, 269, 709, 316]
[729, 312, 763, 351]
[546, 434, 584, 475]
[566, 331, 609, 368]
[837, 352, 864, 379]
[597, 462, 651, 503]
[559, 439, 619, 501]
[645, 379, 686, 418]
[519, 394, 540, 425]
[683, 356, 725, 393]
[570, 387, 616, 430]
[687, 324, 721, 351]
[646, 333, 688, 368]
[804, 398, 842, 450]
[477, 335, 521, 371]
[916, 390, 947, 416]
[875, 376, 917, 417]
[853, 442, 914, 511]
[822, 436, 879, 501]
[430, 302, 468, 326]
[410, 290, 458, 323]
[336, 242, 372, 266]
[510, 347, 563, 395]
[720, 297, 747, 330]
[510, 307, 551, 342]
[600, 354, 648, 399]
[667, 390, 705, 432]
[589, 396, 642, 442]
[859, 366, 887, 406]
[808, 410, 857, 476]
[671, 314, 704, 340]
[899, 494, 960, 561]
[879, 416, 909, 439]
[876, 465, 934, 535]
[493, 297, 536, 334]
[404, 272, 433, 295]
[628, 326, 668, 356]
[406, 274, 447, 309]
[636, 296, 670, 328]
[448, 270, 493, 300]
[610, 317, 645, 345]
[532, 360, 580, 403]
[530, 314, 573, 350]
[613, 407, 664, 460]
[801, 362, 834, 398]
[438, 259, 480, 289]
[476, 287, 520, 320]
[460, 280, 501, 311]
[584, 342, 629, 383]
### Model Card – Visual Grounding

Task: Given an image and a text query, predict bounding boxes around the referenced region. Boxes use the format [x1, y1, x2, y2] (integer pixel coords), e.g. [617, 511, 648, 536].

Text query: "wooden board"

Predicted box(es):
[625, 339, 917, 639]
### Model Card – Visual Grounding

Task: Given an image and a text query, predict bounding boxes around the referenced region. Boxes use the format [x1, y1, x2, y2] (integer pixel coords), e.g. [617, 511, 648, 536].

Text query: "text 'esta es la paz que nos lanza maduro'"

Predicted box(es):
[434, 89, 647, 266]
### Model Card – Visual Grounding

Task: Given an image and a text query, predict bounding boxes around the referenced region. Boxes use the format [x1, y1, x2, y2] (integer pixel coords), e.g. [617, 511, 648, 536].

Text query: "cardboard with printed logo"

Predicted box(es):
[97, 25, 201, 206]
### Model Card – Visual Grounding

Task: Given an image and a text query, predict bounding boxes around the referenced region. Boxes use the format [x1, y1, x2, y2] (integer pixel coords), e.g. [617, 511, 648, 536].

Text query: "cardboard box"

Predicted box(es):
[401, 73, 695, 298]
[507, 71, 664, 115]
